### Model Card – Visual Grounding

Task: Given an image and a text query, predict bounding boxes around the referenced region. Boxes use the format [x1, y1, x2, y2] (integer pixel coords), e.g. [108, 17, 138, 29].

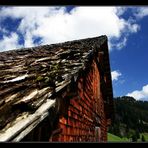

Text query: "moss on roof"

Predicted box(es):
[0, 35, 113, 137]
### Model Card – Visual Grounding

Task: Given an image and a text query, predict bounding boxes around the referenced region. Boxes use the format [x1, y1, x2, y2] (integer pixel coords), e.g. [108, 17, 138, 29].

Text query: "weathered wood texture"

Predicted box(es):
[23, 43, 112, 142]
[0, 35, 113, 142]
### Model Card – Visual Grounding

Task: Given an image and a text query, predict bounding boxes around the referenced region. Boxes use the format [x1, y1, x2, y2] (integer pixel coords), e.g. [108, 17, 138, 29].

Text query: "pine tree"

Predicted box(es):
[132, 133, 137, 142]
[135, 130, 140, 140]
[141, 135, 146, 142]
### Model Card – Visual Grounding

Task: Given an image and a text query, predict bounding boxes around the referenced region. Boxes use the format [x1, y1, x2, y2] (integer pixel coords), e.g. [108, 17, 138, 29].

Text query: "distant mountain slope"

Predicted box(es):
[108, 96, 148, 141]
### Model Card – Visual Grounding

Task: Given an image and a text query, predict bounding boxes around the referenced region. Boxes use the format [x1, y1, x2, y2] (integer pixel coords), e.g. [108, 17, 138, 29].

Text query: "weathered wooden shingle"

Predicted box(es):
[0, 35, 113, 141]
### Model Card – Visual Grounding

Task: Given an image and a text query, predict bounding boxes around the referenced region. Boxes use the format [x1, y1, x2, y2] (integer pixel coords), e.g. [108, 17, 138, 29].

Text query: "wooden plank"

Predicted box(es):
[12, 112, 49, 142]
[0, 99, 55, 141]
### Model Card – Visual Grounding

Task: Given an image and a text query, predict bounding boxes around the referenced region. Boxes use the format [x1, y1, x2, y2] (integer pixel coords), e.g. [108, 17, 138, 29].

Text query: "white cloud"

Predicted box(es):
[134, 7, 148, 19]
[111, 70, 122, 81]
[127, 84, 148, 100]
[109, 17, 140, 50]
[112, 37, 127, 50]
[0, 33, 22, 51]
[0, 6, 140, 51]
[0, 27, 8, 34]
[116, 7, 128, 16]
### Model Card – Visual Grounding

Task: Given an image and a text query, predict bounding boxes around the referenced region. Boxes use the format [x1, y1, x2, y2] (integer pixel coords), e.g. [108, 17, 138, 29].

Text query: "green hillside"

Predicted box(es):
[140, 133, 148, 141]
[108, 96, 148, 142]
[108, 132, 148, 142]
[107, 133, 129, 142]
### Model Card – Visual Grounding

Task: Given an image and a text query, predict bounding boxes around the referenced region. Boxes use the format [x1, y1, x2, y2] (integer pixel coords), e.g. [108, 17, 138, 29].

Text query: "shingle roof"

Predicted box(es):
[0, 35, 113, 141]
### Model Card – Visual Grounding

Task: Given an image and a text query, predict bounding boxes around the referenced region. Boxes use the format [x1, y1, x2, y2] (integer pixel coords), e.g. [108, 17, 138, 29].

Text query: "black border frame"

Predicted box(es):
[0, 0, 148, 6]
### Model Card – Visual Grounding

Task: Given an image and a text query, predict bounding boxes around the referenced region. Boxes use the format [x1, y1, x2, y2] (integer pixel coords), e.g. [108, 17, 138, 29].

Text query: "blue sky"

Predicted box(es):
[0, 6, 148, 101]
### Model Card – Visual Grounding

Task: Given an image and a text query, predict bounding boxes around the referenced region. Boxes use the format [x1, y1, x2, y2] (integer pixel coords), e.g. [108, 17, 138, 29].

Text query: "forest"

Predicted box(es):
[108, 96, 148, 142]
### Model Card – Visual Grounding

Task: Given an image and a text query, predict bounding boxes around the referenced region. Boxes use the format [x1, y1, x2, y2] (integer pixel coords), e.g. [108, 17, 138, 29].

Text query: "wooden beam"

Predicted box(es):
[0, 99, 55, 141]
[12, 112, 49, 142]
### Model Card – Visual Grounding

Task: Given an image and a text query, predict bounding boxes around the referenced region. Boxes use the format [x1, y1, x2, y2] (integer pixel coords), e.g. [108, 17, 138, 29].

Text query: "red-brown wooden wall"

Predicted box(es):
[21, 54, 110, 142]
[51, 58, 108, 142]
